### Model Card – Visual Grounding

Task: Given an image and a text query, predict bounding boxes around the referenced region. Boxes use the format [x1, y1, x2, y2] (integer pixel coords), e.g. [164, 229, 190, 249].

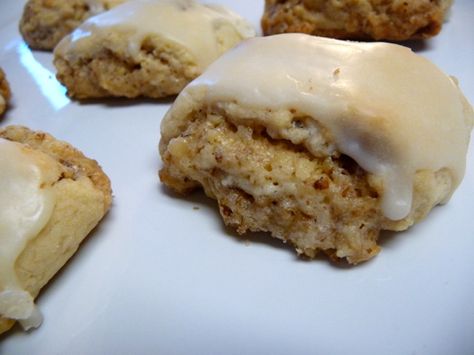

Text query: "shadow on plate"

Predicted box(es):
[160, 185, 382, 269]
[76, 95, 177, 108]
[0, 102, 15, 125]
[390, 39, 432, 52]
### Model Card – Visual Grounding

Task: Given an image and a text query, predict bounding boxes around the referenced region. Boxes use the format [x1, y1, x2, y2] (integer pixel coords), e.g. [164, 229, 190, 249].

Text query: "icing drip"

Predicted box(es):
[0, 139, 56, 329]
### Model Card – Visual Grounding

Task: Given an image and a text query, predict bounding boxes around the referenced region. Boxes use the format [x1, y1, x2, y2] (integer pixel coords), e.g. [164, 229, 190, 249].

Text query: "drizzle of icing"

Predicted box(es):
[0, 138, 57, 329]
[175, 34, 474, 220]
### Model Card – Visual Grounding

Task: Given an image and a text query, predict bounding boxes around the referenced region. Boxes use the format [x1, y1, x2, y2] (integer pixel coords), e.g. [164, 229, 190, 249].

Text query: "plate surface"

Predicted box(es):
[1, 1, 473, 354]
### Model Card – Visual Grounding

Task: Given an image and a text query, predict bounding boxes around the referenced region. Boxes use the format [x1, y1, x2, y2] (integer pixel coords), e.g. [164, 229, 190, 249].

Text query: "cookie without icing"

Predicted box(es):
[19, 0, 125, 51]
[261, 0, 453, 41]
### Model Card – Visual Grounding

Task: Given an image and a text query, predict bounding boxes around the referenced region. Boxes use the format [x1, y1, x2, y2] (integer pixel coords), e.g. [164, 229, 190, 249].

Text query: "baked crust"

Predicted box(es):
[19, 0, 124, 50]
[261, 0, 453, 41]
[0, 68, 11, 116]
[0, 125, 112, 334]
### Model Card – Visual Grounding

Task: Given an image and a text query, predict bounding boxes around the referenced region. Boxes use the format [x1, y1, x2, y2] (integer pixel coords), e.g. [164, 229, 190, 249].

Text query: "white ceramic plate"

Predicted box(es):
[1, 1, 473, 354]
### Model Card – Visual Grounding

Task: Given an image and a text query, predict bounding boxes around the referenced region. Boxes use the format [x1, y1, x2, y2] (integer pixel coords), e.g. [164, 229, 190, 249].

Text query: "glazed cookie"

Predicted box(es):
[0, 125, 112, 334]
[20, 0, 125, 50]
[0, 69, 11, 116]
[261, 0, 453, 41]
[54, 0, 255, 99]
[159, 34, 473, 264]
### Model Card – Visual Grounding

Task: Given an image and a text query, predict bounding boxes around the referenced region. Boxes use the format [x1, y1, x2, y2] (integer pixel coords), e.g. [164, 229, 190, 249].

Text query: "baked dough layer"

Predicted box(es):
[261, 0, 453, 40]
[0, 69, 11, 116]
[19, 0, 124, 50]
[0, 126, 112, 334]
[54, 33, 201, 99]
[159, 97, 457, 265]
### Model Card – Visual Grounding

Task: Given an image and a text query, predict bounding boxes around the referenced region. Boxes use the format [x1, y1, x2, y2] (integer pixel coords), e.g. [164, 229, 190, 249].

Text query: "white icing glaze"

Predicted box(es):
[180, 34, 474, 220]
[0, 138, 56, 328]
[56, 0, 255, 70]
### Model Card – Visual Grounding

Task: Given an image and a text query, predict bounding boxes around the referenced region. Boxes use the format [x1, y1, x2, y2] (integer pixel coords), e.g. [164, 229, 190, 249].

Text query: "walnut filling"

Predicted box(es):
[160, 106, 384, 264]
